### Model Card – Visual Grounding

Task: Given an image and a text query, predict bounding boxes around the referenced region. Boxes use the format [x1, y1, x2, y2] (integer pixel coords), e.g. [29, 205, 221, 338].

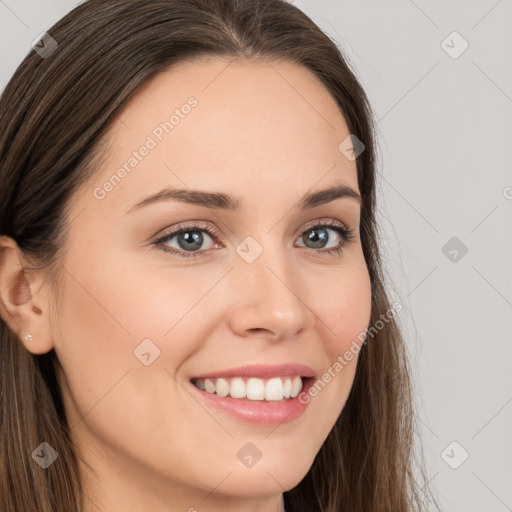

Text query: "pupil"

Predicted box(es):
[306, 228, 327, 248]
[179, 231, 203, 251]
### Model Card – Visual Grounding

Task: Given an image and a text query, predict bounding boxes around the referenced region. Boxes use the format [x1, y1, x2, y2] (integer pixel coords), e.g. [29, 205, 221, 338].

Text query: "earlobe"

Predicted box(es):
[0, 235, 54, 354]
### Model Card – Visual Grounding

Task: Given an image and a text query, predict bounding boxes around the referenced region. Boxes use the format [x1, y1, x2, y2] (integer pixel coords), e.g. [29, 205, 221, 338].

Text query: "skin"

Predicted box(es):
[0, 58, 372, 512]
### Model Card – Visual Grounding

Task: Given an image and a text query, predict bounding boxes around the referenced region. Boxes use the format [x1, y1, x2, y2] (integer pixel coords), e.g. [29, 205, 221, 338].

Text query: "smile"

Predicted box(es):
[191, 376, 304, 401]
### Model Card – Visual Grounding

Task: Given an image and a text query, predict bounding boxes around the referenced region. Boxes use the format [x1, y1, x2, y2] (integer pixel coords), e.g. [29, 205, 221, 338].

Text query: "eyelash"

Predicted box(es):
[153, 219, 356, 260]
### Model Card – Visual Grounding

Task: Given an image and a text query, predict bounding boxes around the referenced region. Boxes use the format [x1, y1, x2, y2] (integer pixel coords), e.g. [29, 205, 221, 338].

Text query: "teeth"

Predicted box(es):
[265, 377, 283, 401]
[290, 376, 302, 398]
[283, 378, 291, 398]
[247, 377, 265, 400]
[215, 378, 229, 398]
[204, 379, 216, 393]
[229, 377, 246, 398]
[195, 376, 304, 401]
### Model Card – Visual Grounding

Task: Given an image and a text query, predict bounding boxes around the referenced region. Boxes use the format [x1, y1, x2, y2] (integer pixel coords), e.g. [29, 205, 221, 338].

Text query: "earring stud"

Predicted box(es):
[23, 333, 33, 342]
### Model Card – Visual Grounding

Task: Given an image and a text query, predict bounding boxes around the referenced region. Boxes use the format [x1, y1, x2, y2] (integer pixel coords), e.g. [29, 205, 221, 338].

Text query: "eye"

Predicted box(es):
[153, 219, 355, 259]
[154, 222, 219, 258]
[295, 219, 355, 257]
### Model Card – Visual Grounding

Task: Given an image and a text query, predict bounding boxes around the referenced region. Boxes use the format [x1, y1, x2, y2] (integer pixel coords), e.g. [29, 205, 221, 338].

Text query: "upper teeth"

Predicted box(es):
[193, 376, 303, 401]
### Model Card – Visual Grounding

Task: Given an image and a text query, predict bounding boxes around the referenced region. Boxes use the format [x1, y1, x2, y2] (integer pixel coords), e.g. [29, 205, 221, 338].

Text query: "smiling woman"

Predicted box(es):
[0, 1, 438, 512]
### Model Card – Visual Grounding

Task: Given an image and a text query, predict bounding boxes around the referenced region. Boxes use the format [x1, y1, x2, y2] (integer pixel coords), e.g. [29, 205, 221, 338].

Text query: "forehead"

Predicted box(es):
[82, 58, 359, 215]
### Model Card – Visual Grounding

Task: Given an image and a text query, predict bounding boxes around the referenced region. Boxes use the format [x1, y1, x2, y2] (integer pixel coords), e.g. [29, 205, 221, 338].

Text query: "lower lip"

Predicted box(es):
[188, 378, 314, 425]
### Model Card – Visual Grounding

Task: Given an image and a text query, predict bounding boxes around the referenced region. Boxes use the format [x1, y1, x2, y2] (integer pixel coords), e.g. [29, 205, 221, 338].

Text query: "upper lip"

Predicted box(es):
[191, 363, 316, 380]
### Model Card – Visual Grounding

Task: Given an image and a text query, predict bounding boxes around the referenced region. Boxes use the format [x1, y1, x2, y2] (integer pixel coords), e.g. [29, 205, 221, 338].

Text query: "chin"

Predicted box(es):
[214, 453, 313, 497]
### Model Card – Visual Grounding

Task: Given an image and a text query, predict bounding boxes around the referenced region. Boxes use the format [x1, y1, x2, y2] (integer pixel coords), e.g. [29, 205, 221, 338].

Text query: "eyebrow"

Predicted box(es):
[126, 183, 361, 213]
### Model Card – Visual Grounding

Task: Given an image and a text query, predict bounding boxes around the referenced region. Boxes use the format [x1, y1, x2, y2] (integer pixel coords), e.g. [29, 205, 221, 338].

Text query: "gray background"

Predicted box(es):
[1, 1, 511, 510]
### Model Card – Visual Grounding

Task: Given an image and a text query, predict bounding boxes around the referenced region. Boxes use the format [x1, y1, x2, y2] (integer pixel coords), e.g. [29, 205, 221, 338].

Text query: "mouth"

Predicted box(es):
[191, 375, 309, 402]
[187, 364, 316, 425]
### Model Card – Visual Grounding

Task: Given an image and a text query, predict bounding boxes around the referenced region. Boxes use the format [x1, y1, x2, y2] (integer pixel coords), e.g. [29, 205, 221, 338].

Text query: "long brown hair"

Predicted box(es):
[0, 1, 439, 510]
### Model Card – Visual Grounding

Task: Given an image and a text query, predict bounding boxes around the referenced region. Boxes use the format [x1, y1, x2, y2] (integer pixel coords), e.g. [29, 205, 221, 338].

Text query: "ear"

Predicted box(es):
[0, 235, 54, 354]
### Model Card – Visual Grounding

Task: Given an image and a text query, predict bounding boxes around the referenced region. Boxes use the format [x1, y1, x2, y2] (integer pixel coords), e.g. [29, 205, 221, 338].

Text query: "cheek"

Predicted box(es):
[56, 248, 215, 357]
[52, 250, 227, 426]
[52, 253, 213, 470]
[51, 265, 137, 421]
[301, 257, 371, 424]
[314, 258, 372, 355]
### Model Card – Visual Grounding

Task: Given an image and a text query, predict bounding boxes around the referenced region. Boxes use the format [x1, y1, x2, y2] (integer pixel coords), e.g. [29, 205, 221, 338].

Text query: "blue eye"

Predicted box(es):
[153, 220, 355, 259]
[296, 222, 355, 256]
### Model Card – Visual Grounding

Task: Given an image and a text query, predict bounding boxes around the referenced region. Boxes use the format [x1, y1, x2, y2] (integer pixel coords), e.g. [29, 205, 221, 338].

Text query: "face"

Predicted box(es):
[46, 59, 372, 510]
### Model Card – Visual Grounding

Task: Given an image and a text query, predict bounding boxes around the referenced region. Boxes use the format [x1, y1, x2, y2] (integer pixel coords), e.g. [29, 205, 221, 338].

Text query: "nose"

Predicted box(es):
[227, 243, 315, 342]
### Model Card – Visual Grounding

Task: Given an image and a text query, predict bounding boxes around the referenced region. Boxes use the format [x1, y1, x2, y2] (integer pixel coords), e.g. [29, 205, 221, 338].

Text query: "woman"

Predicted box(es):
[0, 0, 438, 511]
